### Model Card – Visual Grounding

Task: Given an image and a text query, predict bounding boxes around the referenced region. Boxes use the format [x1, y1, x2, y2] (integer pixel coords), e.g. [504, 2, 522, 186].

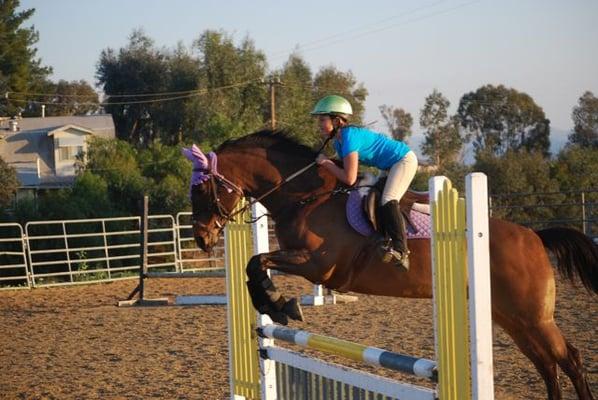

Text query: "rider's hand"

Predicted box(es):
[316, 154, 329, 165]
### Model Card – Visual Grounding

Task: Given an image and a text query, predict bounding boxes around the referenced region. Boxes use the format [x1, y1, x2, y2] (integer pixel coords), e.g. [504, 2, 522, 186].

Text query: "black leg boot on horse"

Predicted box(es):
[245, 254, 304, 325]
[379, 200, 410, 272]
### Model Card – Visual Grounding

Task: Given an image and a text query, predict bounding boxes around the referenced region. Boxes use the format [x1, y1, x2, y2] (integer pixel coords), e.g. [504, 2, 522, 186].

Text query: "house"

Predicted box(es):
[0, 115, 115, 198]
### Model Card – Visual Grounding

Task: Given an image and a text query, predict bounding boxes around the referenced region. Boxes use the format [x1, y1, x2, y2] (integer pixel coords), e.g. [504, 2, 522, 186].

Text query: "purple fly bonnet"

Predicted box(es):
[182, 144, 242, 196]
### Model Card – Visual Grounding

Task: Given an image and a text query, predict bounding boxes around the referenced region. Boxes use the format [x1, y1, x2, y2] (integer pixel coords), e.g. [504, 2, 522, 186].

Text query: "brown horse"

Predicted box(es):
[187, 130, 597, 400]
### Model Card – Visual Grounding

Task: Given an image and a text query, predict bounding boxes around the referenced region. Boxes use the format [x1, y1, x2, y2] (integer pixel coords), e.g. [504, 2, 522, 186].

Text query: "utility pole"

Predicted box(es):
[265, 77, 282, 130]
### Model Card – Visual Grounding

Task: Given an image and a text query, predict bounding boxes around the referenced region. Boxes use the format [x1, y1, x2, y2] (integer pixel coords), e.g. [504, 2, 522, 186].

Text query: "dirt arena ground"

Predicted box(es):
[0, 274, 596, 400]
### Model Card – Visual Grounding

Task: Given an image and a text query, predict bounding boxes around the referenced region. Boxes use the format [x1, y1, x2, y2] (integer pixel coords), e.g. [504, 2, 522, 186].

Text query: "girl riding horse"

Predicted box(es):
[312, 95, 418, 270]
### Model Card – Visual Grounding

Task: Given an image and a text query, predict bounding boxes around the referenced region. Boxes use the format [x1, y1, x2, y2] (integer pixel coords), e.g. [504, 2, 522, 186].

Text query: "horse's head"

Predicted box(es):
[182, 145, 244, 251]
[183, 131, 329, 250]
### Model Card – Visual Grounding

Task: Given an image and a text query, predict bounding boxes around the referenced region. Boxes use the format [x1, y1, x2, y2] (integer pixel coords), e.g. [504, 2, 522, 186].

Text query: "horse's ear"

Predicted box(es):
[182, 144, 209, 167]
[181, 147, 194, 162]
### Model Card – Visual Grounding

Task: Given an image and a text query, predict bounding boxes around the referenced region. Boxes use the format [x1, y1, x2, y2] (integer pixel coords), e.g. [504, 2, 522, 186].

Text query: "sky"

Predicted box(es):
[20, 0, 598, 155]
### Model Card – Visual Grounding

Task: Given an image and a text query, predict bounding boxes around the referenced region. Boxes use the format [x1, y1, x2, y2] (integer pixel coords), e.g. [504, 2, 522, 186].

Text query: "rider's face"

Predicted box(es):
[317, 115, 334, 137]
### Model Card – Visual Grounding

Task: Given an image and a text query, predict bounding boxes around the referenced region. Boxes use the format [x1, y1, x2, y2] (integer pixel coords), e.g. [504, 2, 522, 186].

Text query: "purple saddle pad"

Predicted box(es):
[346, 190, 431, 239]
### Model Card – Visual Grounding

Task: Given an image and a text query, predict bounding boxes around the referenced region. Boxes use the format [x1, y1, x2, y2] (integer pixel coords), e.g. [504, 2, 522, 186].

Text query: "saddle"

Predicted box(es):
[361, 176, 430, 234]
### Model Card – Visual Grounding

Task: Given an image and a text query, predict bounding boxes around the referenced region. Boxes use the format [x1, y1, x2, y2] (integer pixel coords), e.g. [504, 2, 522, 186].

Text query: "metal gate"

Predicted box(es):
[0, 213, 225, 289]
[25, 216, 142, 287]
[0, 223, 29, 290]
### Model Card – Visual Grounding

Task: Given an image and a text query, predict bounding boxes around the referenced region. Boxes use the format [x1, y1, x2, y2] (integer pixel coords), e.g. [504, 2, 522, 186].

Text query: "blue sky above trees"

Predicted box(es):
[21, 0, 598, 155]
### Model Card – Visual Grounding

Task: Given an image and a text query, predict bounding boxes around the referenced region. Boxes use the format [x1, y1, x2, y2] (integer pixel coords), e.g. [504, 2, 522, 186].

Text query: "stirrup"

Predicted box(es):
[394, 250, 410, 271]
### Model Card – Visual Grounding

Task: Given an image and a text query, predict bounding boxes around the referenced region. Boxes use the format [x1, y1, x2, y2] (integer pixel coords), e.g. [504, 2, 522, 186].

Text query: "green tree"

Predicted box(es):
[150, 174, 190, 215]
[379, 105, 413, 142]
[23, 79, 100, 117]
[83, 137, 146, 214]
[95, 29, 372, 153]
[274, 54, 315, 144]
[420, 90, 463, 167]
[0, 156, 18, 208]
[410, 162, 470, 193]
[70, 172, 114, 217]
[10, 173, 114, 223]
[0, 0, 52, 116]
[552, 145, 598, 233]
[82, 137, 192, 216]
[96, 30, 170, 145]
[273, 57, 369, 148]
[457, 84, 550, 158]
[187, 30, 268, 147]
[138, 141, 190, 214]
[553, 145, 598, 193]
[158, 44, 201, 145]
[12, 196, 38, 224]
[475, 150, 561, 223]
[569, 91, 598, 148]
[313, 66, 368, 125]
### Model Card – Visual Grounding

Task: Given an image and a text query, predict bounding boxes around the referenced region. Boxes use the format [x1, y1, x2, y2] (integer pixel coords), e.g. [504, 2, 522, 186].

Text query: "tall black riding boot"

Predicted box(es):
[379, 200, 410, 271]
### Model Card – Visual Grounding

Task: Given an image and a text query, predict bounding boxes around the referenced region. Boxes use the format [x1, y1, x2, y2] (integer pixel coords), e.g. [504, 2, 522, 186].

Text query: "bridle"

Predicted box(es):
[191, 172, 244, 230]
[191, 136, 333, 230]
[192, 159, 318, 229]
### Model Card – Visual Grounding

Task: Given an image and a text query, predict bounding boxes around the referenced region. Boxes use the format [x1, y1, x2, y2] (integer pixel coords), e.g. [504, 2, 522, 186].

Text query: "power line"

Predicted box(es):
[7, 88, 198, 98]
[268, 0, 448, 59]
[291, 0, 481, 56]
[8, 92, 196, 106]
[6, 80, 260, 106]
[6, 1, 479, 105]
[269, 0, 480, 59]
[6, 91, 100, 99]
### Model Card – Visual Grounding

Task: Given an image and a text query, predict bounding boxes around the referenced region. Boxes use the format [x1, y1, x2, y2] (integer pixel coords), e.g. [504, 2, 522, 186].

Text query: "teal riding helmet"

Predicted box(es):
[311, 95, 353, 117]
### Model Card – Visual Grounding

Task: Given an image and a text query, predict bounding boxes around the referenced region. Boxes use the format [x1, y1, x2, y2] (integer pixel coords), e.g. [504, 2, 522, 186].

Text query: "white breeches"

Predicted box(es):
[381, 151, 418, 205]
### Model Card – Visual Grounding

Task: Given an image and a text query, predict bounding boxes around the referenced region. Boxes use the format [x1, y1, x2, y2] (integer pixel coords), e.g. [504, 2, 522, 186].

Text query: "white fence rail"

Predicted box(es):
[0, 213, 223, 289]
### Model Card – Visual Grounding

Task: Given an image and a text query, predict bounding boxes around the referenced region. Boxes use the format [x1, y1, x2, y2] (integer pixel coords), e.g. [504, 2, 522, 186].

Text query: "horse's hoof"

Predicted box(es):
[258, 304, 288, 325]
[271, 311, 289, 326]
[283, 297, 304, 322]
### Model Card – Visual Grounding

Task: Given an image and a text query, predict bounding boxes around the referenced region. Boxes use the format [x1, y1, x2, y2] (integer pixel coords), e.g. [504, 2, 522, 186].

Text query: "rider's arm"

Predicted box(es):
[318, 151, 358, 186]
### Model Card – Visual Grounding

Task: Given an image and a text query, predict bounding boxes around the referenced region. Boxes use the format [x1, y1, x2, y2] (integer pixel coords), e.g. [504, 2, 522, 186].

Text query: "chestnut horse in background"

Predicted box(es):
[187, 130, 597, 400]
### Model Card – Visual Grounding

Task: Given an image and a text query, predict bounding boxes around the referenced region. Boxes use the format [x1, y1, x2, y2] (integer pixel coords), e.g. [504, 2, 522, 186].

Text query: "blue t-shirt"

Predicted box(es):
[333, 126, 411, 170]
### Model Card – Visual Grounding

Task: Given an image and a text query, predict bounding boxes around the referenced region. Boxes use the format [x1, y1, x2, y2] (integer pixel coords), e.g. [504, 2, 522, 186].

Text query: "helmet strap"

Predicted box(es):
[331, 115, 347, 134]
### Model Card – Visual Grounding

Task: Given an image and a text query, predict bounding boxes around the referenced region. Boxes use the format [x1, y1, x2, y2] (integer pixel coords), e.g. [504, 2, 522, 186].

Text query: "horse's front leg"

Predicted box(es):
[246, 249, 322, 325]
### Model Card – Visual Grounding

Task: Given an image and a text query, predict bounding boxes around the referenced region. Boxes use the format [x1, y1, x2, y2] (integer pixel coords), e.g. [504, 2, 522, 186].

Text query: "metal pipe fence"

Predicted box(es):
[0, 223, 29, 290]
[0, 213, 224, 290]
[489, 189, 597, 239]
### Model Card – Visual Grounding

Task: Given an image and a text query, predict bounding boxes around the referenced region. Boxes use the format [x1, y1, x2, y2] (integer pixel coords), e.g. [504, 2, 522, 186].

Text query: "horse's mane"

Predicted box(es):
[217, 129, 318, 159]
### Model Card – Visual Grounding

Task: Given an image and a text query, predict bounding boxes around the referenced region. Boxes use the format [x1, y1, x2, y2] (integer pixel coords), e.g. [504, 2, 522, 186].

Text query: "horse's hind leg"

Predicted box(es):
[527, 321, 594, 400]
[559, 340, 594, 400]
[499, 318, 563, 399]
[503, 317, 594, 400]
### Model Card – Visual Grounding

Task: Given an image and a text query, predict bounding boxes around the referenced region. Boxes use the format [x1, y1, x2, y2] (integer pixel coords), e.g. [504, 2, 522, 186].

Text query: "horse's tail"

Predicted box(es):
[535, 227, 598, 294]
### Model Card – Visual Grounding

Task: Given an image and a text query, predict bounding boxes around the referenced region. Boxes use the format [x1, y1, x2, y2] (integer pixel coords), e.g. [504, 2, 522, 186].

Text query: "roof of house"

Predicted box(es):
[1, 115, 115, 138]
[0, 115, 115, 188]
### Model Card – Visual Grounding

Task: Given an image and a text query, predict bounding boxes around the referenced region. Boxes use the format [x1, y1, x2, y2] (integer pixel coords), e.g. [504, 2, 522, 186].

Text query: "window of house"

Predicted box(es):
[58, 146, 83, 161]
[59, 147, 71, 161]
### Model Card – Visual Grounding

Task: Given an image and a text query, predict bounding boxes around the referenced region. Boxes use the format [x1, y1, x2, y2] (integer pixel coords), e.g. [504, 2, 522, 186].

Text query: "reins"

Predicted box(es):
[199, 135, 335, 225]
